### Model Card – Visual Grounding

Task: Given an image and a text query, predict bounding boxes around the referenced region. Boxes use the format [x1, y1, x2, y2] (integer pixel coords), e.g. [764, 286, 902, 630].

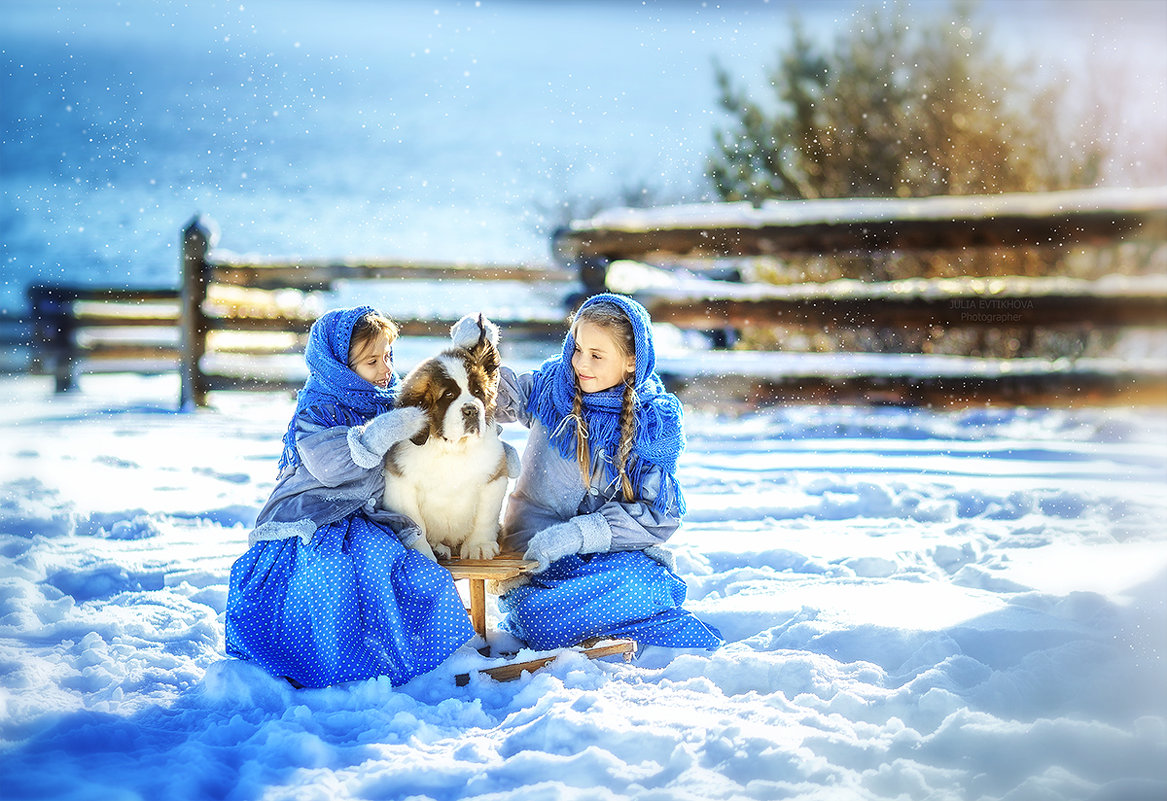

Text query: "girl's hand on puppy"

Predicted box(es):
[360, 406, 427, 456]
[450, 313, 499, 349]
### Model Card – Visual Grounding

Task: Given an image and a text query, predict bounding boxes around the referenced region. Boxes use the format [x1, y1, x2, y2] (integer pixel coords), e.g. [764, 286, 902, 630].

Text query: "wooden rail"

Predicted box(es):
[24, 221, 571, 402]
[27, 285, 182, 392]
[555, 186, 1167, 264]
[630, 275, 1167, 331]
[553, 186, 1167, 406]
[179, 217, 573, 408]
[17, 219, 561, 405]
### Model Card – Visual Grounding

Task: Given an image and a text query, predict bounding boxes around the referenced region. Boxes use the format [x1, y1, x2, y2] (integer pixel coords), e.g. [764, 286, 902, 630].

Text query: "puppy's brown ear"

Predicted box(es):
[410, 428, 430, 446]
[396, 383, 424, 410]
[468, 316, 501, 373]
[481, 343, 500, 374]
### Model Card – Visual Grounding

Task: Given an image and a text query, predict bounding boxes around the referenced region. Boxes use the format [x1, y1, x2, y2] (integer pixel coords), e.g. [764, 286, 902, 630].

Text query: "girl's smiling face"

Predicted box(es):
[349, 332, 394, 388]
[571, 320, 635, 393]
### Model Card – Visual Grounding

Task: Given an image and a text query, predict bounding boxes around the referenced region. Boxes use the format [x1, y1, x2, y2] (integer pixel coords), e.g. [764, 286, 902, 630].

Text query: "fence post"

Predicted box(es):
[180, 216, 210, 409]
[28, 285, 78, 392]
[564, 255, 610, 310]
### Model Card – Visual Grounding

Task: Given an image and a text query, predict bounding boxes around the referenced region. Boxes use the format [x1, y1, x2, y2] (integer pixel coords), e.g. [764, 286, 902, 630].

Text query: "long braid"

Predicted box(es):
[567, 297, 636, 494]
[616, 378, 637, 501]
[573, 382, 591, 487]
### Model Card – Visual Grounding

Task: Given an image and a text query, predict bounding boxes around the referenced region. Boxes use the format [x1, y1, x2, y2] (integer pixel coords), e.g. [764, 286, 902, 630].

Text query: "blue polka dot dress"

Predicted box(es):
[498, 550, 723, 651]
[226, 512, 474, 688]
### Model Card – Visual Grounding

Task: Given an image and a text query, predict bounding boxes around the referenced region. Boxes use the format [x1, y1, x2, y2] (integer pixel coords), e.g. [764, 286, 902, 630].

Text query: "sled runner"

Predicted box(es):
[438, 554, 637, 685]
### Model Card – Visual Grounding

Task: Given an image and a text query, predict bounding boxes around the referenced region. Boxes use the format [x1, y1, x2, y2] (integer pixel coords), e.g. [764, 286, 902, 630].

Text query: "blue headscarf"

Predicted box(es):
[526, 293, 686, 515]
[279, 305, 399, 471]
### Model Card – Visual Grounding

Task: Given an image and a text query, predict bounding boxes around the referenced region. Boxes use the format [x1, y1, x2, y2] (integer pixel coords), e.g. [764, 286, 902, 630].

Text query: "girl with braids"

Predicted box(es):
[225, 306, 475, 688]
[452, 293, 722, 651]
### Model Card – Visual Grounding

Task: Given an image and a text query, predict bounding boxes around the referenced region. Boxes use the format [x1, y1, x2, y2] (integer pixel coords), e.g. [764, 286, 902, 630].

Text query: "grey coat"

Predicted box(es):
[495, 366, 681, 556]
[248, 407, 421, 548]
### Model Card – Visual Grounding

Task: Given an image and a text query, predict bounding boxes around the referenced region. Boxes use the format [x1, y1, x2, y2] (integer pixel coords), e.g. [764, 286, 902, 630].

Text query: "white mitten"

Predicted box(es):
[350, 406, 427, 468]
[522, 513, 611, 573]
[502, 440, 521, 479]
[642, 545, 676, 572]
[451, 313, 500, 349]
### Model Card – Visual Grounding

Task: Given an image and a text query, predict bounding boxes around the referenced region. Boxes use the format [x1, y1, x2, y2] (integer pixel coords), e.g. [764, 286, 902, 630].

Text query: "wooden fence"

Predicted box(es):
[25, 185, 1167, 408]
[27, 285, 183, 393]
[554, 186, 1167, 406]
[26, 218, 572, 405]
[175, 219, 572, 408]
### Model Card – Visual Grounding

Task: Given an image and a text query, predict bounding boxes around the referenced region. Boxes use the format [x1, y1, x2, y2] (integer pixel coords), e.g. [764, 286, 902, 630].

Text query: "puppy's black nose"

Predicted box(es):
[461, 403, 480, 433]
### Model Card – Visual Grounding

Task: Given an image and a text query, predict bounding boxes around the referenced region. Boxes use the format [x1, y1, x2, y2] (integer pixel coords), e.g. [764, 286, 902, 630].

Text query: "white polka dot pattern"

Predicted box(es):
[498, 550, 722, 651]
[226, 513, 475, 688]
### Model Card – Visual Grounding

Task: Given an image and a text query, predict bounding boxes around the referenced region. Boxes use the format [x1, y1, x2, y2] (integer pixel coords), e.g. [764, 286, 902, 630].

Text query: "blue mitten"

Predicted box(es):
[349, 406, 427, 468]
[523, 513, 611, 573]
[451, 313, 500, 349]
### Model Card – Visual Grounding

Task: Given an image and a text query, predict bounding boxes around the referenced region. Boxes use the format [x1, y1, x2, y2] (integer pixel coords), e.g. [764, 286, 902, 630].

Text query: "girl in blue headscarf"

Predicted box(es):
[452, 293, 722, 651]
[225, 306, 475, 688]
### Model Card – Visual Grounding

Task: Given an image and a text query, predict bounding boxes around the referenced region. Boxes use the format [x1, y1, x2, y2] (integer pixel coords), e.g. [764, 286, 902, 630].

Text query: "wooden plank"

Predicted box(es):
[438, 557, 537, 581]
[639, 291, 1167, 330]
[454, 639, 637, 686]
[28, 286, 180, 303]
[79, 344, 180, 361]
[207, 342, 305, 355]
[393, 319, 564, 338]
[203, 374, 301, 393]
[202, 315, 563, 338]
[557, 186, 1167, 260]
[69, 316, 180, 328]
[209, 260, 573, 289]
[664, 371, 1167, 409]
[204, 316, 316, 333]
[438, 555, 536, 638]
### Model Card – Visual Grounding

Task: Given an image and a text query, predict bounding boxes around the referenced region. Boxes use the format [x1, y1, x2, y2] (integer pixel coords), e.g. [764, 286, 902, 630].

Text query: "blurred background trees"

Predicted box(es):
[709, 1, 1104, 207]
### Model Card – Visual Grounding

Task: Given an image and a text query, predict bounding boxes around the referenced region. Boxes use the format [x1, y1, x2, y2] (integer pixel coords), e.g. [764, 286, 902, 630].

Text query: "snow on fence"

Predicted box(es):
[555, 185, 1167, 263]
[25, 187, 1167, 408]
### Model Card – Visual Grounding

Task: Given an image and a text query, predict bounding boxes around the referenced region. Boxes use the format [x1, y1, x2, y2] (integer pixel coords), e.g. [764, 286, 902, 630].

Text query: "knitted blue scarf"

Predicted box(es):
[526, 293, 686, 515]
[279, 306, 398, 471]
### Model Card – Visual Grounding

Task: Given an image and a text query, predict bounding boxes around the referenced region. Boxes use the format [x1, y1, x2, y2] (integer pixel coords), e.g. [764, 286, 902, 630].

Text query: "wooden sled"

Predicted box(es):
[438, 553, 637, 686]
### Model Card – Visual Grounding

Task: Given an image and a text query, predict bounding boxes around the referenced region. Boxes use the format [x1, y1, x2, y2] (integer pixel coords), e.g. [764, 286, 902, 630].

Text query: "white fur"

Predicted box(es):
[380, 354, 506, 561]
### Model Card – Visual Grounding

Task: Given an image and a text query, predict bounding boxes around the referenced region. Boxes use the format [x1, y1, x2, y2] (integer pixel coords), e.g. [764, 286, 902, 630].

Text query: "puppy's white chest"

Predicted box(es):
[395, 432, 502, 487]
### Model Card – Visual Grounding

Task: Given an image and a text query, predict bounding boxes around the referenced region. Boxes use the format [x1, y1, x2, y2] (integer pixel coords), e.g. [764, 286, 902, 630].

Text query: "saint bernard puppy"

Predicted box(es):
[380, 316, 507, 562]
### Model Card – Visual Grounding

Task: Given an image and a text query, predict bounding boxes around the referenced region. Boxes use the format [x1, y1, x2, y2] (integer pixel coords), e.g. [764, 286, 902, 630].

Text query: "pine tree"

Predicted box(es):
[709, 0, 1102, 205]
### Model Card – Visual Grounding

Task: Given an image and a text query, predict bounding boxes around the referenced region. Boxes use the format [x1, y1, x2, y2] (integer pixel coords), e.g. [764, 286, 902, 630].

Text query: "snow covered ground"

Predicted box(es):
[1, 371, 1165, 800]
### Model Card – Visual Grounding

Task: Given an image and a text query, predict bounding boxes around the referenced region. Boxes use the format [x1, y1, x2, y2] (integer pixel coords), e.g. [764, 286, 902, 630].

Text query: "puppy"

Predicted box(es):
[381, 316, 507, 562]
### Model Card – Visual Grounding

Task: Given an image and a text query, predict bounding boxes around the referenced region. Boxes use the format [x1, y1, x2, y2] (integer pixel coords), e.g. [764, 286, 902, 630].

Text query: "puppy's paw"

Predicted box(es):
[460, 540, 500, 561]
[432, 542, 453, 560]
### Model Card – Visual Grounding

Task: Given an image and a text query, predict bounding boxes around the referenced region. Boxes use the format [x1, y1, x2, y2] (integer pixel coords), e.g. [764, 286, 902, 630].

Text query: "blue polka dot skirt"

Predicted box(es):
[498, 550, 723, 651]
[225, 512, 475, 688]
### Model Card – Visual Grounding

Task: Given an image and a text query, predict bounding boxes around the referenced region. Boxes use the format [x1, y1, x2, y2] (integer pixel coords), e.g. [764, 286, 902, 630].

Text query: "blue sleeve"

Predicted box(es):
[496, 366, 537, 427]
[294, 405, 379, 488]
